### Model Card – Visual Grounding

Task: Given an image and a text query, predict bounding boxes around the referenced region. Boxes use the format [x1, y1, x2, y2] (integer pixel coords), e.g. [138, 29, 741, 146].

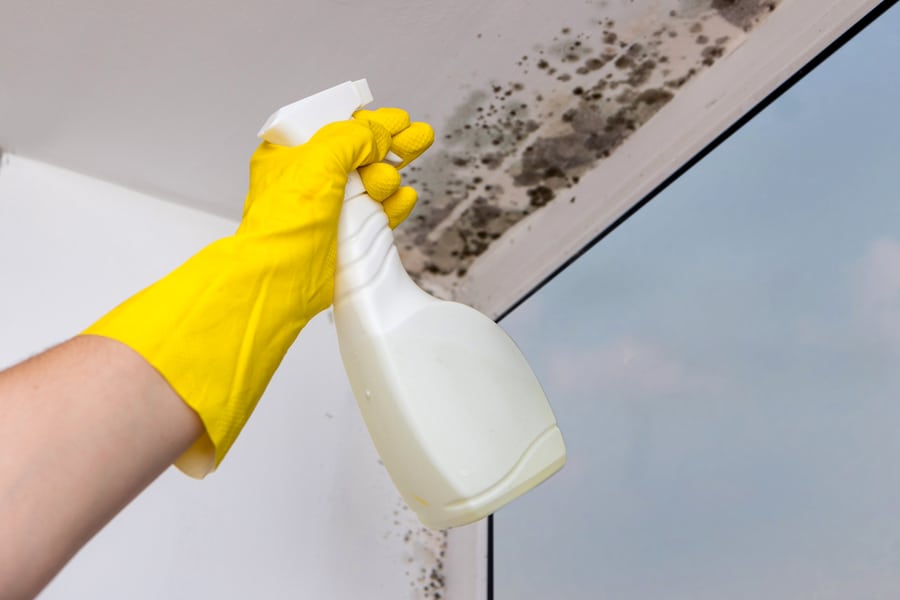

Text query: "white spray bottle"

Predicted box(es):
[259, 80, 565, 529]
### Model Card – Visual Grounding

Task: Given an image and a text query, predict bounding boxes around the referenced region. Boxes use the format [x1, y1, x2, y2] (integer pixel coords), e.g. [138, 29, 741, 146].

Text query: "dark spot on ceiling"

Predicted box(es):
[712, 0, 780, 32]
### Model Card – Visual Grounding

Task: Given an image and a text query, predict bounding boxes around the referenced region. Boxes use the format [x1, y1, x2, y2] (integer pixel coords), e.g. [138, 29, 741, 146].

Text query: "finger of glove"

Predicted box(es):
[353, 108, 410, 136]
[364, 120, 393, 165]
[390, 122, 435, 169]
[299, 120, 382, 172]
[358, 162, 401, 202]
[380, 186, 418, 229]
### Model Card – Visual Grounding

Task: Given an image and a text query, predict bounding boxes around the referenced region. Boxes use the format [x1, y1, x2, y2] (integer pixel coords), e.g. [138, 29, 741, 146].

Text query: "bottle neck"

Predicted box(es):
[335, 191, 394, 296]
[334, 186, 437, 334]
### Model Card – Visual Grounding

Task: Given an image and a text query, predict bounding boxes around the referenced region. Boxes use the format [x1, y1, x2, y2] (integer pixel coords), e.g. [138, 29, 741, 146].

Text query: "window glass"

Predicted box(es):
[497, 6, 900, 598]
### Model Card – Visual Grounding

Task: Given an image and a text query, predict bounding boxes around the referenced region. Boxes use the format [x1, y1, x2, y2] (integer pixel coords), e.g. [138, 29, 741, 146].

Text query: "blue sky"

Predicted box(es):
[496, 4, 900, 598]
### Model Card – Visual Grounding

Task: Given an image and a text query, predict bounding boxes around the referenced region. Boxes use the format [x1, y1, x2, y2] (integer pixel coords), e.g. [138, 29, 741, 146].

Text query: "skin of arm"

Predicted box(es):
[0, 335, 202, 599]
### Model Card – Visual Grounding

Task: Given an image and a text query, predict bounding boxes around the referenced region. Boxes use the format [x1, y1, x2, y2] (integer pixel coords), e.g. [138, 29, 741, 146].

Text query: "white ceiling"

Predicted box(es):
[1, 0, 881, 314]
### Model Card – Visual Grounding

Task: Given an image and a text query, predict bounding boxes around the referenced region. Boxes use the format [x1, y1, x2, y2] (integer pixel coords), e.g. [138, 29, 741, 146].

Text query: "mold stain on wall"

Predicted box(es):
[395, 0, 780, 299]
[391, 499, 448, 599]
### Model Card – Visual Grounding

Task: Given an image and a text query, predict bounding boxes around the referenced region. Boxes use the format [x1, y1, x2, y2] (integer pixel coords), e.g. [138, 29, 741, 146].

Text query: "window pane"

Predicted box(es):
[496, 5, 900, 599]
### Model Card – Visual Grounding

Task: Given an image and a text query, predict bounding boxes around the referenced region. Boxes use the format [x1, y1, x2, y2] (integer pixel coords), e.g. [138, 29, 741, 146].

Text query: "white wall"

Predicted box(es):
[0, 154, 483, 599]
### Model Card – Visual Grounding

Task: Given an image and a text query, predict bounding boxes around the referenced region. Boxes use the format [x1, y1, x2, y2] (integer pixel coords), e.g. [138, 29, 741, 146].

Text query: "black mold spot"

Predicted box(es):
[712, 0, 780, 32]
[665, 68, 697, 89]
[614, 55, 634, 69]
[701, 44, 727, 66]
[627, 60, 656, 86]
[576, 57, 608, 75]
[636, 88, 675, 106]
[528, 186, 555, 207]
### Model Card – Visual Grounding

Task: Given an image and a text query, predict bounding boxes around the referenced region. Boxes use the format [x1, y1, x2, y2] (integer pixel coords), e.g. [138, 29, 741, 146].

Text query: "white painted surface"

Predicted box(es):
[0, 155, 480, 599]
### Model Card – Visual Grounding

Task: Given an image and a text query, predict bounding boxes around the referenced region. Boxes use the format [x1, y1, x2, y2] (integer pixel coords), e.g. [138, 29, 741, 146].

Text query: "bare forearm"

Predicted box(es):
[0, 336, 202, 599]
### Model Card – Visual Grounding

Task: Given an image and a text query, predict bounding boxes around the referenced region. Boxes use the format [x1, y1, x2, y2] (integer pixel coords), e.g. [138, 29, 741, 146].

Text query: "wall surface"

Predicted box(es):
[0, 154, 480, 599]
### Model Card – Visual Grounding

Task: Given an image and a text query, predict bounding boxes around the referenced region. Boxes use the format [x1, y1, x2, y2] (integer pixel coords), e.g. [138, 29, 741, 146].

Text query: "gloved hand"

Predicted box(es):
[83, 108, 434, 477]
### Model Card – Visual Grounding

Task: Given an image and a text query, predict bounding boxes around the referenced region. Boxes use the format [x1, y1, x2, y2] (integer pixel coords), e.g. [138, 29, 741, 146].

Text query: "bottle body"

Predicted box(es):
[258, 80, 567, 529]
[335, 191, 566, 529]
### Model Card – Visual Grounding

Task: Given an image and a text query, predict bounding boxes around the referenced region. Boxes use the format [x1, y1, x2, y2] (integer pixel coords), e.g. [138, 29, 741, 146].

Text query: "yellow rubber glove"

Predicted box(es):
[83, 108, 435, 477]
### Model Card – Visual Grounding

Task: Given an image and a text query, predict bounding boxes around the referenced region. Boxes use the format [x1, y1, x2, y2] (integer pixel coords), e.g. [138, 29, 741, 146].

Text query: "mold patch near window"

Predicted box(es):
[395, 0, 780, 299]
[393, 499, 448, 599]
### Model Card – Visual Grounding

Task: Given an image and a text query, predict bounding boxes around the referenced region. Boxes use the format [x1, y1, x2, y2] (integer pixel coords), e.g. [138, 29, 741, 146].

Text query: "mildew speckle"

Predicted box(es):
[396, 0, 781, 298]
[712, 0, 779, 31]
[395, 499, 448, 599]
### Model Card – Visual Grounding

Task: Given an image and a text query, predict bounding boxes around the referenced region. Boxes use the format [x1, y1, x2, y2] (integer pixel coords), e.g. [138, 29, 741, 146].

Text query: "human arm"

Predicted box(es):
[0, 335, 201, 599]
[0, 109, 433, 598]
